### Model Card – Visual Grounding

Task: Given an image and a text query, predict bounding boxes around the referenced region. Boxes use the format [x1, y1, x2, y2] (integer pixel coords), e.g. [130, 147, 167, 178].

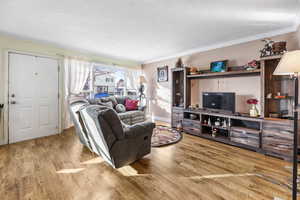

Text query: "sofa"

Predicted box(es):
[69, 99, 155, 168]
[89, 96, 146, 125]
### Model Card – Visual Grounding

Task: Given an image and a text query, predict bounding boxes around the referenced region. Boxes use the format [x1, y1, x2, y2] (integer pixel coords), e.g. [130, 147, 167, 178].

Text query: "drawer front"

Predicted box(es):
[183, 126, 200, 136]
[172, 119, 182, 128]
[230, 130, 259, 139]
[182, 119, 201, 128]
[182, 119, 201, 135]
[262, 122, 293, 157]
[230, 137, 259, 148]
[230, 129, 259, 148]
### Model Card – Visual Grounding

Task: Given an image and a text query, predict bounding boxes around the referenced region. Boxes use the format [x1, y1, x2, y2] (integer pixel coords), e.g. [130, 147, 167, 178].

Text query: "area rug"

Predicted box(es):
[151, 125, 182, 147]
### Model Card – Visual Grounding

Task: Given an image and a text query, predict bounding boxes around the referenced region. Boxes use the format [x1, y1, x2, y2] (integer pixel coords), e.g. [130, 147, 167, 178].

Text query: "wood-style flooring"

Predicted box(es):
[0, 125, 296, 200]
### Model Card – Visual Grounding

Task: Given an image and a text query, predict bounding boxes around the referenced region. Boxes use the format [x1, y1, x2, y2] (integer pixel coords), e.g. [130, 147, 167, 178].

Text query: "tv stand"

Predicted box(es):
[182, 109, 293, 160]
[171, 56, 295, 161]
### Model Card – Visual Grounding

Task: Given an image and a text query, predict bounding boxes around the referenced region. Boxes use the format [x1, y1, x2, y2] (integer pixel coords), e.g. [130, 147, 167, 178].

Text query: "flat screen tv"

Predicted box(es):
[203, 92, 235, 113]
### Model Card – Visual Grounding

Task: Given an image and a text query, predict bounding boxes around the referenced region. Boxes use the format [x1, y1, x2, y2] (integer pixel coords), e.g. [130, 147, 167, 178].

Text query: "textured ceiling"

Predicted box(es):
[0, 0, 299, 63]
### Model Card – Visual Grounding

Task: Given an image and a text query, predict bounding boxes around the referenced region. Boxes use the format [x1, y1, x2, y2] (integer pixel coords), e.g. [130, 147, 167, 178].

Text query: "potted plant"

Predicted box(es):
[247, 98, 259, 117]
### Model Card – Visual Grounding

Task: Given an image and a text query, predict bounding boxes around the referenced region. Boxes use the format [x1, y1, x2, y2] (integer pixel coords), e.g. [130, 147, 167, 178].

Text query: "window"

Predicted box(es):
[92, 64, 141, 99]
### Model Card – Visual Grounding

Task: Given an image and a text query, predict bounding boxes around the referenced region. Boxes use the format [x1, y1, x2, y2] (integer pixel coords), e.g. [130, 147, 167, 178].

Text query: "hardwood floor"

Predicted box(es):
[0, 125, 296, 200]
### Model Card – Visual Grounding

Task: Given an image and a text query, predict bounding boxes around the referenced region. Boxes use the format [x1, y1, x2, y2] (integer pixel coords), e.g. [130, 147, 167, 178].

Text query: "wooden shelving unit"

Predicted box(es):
[186, 69, 261, 79]
[171, 55, 296, 161]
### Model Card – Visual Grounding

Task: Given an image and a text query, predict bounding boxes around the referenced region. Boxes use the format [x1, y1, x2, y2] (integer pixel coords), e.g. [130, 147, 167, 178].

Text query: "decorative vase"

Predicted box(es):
[249, 104, 259, 117]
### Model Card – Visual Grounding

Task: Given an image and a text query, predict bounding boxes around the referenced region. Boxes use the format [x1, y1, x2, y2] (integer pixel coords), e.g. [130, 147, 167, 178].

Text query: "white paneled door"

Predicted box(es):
[9, 53, 59, 143]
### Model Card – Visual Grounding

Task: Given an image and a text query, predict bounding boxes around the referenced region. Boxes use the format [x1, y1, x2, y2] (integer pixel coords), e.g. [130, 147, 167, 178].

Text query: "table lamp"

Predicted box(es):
[274, 50, 300, 200]
[138, 75, 147, 102]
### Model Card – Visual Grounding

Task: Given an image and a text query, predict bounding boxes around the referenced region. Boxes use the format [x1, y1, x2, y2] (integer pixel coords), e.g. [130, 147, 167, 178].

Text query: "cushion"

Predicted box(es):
[98, 101, 113, 108]
[118, 110, 144, 120]
[115, 96, 129, 105]
[115, 104, 126, 113]
[125, 99, 139, 111]
[118, 112, 131, 120]
[125, 110, 144, 118]
[98, 108, 124, 140]
[101, 96, 118, 106]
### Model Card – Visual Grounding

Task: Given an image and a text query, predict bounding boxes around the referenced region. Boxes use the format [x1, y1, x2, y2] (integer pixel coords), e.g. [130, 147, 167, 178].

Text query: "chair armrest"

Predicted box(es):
[124, 121, 155, 139]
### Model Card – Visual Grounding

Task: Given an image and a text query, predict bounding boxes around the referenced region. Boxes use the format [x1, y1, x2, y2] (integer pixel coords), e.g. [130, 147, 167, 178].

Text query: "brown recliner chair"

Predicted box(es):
[69, 100, 155, 168]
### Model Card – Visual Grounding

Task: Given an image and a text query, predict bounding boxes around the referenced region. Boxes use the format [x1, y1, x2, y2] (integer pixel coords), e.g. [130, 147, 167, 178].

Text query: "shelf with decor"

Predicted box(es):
[186, 69, 261, 79]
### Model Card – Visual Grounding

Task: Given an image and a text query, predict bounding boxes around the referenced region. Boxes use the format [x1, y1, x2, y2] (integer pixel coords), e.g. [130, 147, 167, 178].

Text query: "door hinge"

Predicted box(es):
[58, 65, 60, 72]
[58, 93, 60, 99]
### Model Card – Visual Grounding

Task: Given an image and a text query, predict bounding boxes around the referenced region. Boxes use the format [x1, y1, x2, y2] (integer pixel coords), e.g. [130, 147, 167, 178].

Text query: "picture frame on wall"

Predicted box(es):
[210, 60, 228, 72]
[157, 65, 168, 82]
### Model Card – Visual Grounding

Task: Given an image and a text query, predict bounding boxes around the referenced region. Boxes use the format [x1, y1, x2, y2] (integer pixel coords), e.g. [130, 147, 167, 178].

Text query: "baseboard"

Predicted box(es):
[152, 116, 171, 123]
[0, 141, 6, 146]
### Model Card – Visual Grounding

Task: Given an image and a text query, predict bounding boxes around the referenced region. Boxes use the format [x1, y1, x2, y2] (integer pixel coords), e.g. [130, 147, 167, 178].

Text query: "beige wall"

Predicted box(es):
[297, 26, 300, 48]
[0, 34, 140, 144]
[142, 32, 300, 121]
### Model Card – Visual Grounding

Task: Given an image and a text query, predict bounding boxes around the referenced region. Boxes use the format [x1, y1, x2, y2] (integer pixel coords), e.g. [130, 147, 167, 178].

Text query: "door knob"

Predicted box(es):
[10, 101, 16, 104]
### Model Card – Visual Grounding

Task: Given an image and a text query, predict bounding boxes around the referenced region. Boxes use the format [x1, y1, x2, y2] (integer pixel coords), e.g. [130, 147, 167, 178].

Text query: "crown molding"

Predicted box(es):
[143, 26, 297, 64]
[0, 31, 141, 67]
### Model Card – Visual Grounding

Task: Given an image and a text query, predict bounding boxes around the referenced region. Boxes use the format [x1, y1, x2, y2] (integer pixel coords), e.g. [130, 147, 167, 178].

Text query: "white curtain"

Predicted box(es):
[125, 68, 141, 91]
[63, 58, 93, 129]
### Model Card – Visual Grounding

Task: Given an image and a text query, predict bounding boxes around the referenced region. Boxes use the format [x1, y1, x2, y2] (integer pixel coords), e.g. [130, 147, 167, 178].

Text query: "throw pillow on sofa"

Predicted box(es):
[125, 99, 139, 111]
[115, 104, 126, 113]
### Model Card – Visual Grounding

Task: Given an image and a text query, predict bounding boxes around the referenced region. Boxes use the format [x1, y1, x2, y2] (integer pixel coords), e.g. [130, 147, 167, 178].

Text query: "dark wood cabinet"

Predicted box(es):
[261, 57, 294, 119]
[171, 107, 184, 128]
[230, 126, 260, 148]
[262, 120, 293, 159]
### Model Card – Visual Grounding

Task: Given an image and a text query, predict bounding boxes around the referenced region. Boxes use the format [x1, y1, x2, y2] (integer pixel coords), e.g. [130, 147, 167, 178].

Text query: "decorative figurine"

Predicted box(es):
[222, 119, 227, 128]
[212, 128, 218, 138]
[272, 41, 287, 55]
[190, 67, 198, 75]
[175, 58, 184, 68]
[260, 39, 287, 58]
[215, 118, 221, 126]
[266, 93, 272, 99]
[208, 118, 211, 126]
[244, 60, 259, 70]
[260, 39, 274, 58]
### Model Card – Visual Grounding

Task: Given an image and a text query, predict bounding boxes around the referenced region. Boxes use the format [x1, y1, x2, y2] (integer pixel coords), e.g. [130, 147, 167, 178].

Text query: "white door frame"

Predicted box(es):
[2, 50, 63, 145]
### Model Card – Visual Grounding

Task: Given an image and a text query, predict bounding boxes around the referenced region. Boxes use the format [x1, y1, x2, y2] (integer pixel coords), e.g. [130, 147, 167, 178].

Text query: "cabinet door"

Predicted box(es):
[262, 121, 293, 158]
[182, 119, 201, 136]
[171, 108, 183, 128]
[230, 128, 259, 148]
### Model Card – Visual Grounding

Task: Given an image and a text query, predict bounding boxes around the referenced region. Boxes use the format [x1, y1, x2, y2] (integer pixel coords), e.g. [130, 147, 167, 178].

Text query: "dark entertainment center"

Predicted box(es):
[171, 55, 295, 160]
